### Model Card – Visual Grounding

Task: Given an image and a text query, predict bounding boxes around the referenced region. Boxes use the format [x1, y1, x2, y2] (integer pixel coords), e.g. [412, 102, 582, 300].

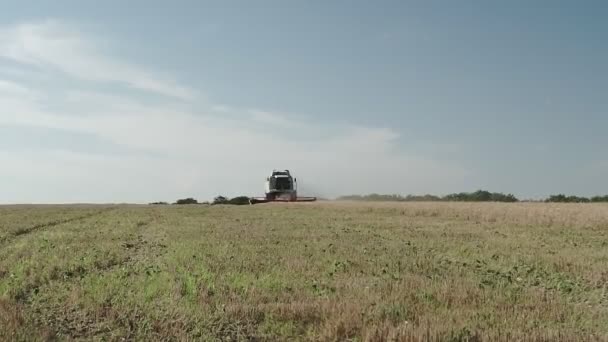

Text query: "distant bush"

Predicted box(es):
[148, 201, 169, 205]
[174, 198, 198, 205]
[545, 194, 608, 203]
[338, 194, 441, 202]
[591, 195, 608, 202]
[212, 196, 229, 205]
[338, 190, 517, 202]
[211, 195, 251, 205]
[405, 194, 443, 201]
[443, 190, 518, 202]
[228, 196, 251, 205]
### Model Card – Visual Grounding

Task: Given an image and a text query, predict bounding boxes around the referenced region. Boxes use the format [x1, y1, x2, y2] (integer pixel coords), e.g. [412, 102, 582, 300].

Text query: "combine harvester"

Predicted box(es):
[249, 170, 317, 204]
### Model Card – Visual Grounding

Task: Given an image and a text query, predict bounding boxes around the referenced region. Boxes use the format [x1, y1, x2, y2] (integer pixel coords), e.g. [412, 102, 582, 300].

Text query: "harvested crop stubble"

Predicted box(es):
[1, 202, 607, 341]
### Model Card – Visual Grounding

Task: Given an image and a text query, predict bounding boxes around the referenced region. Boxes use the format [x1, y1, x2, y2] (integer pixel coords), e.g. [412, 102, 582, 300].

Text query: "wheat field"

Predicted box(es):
[1, 202, 607, 341]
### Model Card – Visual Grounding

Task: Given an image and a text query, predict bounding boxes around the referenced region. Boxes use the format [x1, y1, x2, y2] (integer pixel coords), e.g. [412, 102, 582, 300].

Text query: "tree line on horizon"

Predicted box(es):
[544, 194, 608, 203]
[337, 190, 608, 203]
[150, 195, 252, 206]
[149, 191, 608, 205]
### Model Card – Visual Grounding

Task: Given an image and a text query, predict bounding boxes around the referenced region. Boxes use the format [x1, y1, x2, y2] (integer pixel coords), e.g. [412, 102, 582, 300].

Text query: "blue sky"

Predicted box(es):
[0, 1, 606, 203]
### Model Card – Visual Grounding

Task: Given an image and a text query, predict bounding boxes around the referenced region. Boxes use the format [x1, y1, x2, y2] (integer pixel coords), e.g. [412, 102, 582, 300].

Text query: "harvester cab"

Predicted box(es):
[265, 169, 297, 201]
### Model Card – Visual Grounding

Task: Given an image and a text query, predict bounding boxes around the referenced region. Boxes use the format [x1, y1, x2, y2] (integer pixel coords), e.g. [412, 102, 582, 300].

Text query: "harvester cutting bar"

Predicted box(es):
[249, 197, 317, 205]
[294, 197, 317, 202]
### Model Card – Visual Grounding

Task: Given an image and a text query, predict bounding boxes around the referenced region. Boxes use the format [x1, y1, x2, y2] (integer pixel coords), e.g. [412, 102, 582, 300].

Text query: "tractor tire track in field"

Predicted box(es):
[0, 207, 117, 246]
[26, 214, 170, 339]
[11, 214, 156, 304]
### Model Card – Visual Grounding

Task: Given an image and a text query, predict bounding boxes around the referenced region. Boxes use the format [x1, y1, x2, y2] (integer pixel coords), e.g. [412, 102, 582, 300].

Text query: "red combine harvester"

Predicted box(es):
[249, 170, 317, 204]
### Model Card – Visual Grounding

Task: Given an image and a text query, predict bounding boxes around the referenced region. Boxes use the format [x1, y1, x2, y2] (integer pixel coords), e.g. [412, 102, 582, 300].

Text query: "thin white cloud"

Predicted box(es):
[250, 109, 298, 127]
[0, 20, 195, 100]
[0, 79, 31, 95]
[0, 19, 471, 203]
